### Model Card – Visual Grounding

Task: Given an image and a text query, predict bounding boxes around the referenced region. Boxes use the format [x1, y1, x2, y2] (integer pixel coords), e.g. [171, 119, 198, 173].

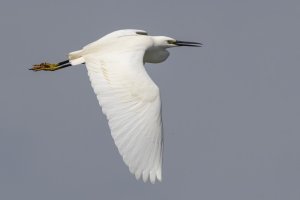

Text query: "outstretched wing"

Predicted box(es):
[84, 49, 163, 183]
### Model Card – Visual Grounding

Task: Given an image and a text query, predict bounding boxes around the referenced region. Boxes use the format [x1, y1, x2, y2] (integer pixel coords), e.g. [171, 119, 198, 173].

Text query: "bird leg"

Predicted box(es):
[29, 60, 71, 71]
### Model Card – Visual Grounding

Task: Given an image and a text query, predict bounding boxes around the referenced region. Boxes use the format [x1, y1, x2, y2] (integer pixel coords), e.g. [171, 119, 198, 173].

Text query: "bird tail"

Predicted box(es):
[68, 50, 85, 66]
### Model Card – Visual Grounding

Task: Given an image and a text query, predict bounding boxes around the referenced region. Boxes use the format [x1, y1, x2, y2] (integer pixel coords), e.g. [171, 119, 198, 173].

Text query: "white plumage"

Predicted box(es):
[71, 30, 164, 183]
[32, 29, 201, 183]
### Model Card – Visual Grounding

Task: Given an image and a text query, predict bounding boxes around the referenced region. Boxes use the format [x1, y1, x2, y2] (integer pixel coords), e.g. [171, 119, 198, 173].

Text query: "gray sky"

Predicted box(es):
[1, 0, 300, 199]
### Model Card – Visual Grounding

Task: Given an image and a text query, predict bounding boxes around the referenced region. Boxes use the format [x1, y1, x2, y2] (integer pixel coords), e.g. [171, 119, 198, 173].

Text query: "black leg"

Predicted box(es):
[57, 60, 70, 66]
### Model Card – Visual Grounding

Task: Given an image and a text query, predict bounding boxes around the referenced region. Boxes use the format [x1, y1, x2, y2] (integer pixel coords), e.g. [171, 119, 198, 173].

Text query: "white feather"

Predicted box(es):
[80, 34, 163, 183]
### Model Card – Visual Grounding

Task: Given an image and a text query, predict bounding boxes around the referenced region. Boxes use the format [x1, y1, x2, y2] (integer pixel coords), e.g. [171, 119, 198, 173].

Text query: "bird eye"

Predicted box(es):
[167, 40, 176, 44]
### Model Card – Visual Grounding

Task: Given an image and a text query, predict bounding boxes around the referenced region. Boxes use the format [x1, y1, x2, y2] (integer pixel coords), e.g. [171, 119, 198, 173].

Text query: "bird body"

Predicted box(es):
[31, 29, 201, 183]
[69, 32, 171, 65]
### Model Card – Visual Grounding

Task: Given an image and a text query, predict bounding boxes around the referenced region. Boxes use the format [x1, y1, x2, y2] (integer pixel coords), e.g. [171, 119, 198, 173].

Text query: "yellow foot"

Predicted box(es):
[30, 62, 59, 71]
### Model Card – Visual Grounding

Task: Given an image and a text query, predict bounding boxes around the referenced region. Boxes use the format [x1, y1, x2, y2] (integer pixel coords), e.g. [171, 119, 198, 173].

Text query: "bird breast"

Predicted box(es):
[143, 47, 170, 63]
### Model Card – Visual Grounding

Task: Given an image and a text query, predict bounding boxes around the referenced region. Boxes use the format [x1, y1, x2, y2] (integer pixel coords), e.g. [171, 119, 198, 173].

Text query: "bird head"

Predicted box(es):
[153, 36, 202, 48]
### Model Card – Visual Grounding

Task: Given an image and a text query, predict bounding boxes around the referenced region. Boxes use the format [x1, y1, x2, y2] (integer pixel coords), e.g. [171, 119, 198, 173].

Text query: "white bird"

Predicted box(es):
[31, 29, 201, 183]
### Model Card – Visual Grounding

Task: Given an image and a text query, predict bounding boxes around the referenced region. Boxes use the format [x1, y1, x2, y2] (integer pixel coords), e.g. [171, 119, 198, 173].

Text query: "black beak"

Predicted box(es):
[175, 40, 202, 47]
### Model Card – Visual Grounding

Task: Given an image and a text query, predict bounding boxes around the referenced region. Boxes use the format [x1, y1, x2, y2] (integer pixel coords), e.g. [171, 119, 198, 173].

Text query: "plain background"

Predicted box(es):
[1, 0, 300, 199]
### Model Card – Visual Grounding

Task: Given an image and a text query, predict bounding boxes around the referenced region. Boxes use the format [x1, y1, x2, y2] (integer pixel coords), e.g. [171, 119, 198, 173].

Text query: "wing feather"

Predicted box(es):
[84, 49, 163, 183]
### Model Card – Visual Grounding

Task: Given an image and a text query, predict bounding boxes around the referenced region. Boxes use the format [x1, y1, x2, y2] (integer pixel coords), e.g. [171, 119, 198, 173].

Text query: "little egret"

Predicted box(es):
[30, 29, 201, 183]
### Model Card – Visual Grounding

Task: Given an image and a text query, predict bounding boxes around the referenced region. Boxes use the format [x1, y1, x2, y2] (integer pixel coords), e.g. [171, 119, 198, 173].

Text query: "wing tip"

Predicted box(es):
[132, 169, 162, 184]
[119, 148, 163, 184]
